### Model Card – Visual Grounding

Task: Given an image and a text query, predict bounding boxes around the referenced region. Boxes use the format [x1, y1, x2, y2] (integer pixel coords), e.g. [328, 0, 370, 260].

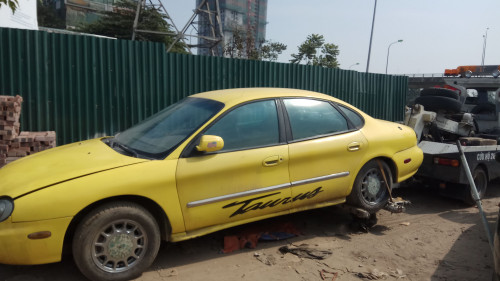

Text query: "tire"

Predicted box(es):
[414, 95, 462, 114]
[72, 202, 161, 281]
[347, 160, 392, 213]
[464, 167, 488, 206]
[420, 88, 459, 100]
[471, 103, 496, 115]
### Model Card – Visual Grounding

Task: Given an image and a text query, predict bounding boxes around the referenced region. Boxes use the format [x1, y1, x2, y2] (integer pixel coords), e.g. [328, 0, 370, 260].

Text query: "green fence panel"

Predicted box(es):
[0, 28, 408, 145]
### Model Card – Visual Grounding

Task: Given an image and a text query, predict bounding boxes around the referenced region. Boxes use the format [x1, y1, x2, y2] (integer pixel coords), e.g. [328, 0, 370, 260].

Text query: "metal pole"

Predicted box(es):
[215, 0, 224, 56]
[481, 27, 489, 69]
[456, 140, 494, 251]
[385, 40, 403, 74]
[132, 0, 145, 40]
[366, 0, 377, 73]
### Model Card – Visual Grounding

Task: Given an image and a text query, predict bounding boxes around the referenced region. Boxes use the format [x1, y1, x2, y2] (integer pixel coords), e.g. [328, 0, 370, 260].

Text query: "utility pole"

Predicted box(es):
[481, 27, 489, 70]
[366, 0, 377, 73]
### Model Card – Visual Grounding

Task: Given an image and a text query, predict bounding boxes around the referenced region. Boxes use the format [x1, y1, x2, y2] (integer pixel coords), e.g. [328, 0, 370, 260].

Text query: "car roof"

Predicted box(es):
[190, 88, 343, 106]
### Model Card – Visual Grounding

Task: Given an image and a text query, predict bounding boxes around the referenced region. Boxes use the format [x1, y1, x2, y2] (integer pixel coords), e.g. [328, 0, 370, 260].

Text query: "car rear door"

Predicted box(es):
[282, 98, 368, 209]
[176, 99, 292, 231]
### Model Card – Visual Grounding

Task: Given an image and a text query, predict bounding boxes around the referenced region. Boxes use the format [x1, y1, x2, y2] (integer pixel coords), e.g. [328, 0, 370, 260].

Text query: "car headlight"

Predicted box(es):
[0, 197, 14, 222]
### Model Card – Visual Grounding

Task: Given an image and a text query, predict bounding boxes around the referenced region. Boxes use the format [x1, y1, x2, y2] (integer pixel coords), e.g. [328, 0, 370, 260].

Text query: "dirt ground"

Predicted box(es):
[2, 182, 499, 281]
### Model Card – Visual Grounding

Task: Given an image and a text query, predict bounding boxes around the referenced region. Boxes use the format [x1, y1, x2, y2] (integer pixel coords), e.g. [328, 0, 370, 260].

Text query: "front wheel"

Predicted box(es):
[347, 160, 392, 213]
[72, 202, 161, 281]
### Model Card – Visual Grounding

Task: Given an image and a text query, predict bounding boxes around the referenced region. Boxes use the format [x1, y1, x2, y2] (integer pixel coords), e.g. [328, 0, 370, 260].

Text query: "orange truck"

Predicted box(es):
[445, 65, 500, 78]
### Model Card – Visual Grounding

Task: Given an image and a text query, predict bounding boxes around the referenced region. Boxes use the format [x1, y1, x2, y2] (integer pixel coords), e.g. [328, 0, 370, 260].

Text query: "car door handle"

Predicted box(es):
[263, 155, 283, 167]
[347, 142, 361, 152]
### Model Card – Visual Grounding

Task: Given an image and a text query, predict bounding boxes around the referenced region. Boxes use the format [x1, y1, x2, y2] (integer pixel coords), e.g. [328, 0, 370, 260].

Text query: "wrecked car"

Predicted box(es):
[0, 88, 423, 280]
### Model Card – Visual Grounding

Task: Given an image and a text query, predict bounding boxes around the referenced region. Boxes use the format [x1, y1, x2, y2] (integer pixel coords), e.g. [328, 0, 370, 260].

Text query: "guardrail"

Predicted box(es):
[404, 73, 445, 78]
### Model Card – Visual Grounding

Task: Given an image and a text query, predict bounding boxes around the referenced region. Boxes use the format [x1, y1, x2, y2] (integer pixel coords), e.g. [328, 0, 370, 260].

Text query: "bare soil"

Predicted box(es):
[2, 182, 499, 281]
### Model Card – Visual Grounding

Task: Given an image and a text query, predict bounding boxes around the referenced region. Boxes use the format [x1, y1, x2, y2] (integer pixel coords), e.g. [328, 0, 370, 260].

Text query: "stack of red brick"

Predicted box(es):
[0, 95, 56, 168]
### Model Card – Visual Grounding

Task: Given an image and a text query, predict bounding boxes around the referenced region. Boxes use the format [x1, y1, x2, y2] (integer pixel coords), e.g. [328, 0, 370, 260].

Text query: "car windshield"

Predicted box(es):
[115, 97, 224, 159]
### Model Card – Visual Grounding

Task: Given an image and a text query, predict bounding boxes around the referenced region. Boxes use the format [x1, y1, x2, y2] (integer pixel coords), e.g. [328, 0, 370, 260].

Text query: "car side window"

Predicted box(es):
[338, 104, 364, 129]
[284, 98, 348, 140]
[204, 100, 279, 151]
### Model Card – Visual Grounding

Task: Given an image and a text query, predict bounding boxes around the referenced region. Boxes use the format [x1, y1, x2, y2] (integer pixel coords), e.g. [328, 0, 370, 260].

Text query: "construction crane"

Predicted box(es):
[132, 0, 224, 56]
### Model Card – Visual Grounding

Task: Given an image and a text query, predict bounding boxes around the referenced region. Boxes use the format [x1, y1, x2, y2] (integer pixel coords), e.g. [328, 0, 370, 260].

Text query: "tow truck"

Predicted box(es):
[406, 74, 500, 204]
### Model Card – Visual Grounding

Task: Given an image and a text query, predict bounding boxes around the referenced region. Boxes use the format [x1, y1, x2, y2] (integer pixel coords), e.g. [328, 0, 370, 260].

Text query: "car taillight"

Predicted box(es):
[433, 157, 460, 167]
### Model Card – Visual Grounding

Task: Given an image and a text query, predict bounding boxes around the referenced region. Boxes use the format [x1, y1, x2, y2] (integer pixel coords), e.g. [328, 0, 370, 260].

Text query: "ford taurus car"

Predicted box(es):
[0, 88, 423, 280]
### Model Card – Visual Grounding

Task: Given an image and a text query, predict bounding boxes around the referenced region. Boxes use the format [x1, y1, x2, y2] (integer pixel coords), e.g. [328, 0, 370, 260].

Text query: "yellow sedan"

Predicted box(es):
[0, 88, 422, 280]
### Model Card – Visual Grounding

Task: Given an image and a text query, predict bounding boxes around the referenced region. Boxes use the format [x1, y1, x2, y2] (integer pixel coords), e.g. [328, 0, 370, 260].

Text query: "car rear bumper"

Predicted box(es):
[393, 145, 423, 183]
[0, 216, 72, 265]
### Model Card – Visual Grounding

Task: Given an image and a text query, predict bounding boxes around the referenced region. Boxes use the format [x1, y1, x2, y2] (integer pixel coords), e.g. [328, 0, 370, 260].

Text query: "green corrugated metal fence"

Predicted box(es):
[0, 28, 408, 145]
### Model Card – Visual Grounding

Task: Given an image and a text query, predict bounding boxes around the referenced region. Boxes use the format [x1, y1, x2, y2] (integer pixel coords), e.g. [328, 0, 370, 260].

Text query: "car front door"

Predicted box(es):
[283, 98, 368, 209]
[176, 99, 292, 231]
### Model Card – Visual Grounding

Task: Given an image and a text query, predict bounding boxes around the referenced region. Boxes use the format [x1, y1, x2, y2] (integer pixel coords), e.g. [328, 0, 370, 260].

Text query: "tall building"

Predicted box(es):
[65, 0, 116, 28]
[196, 0, 268, 57]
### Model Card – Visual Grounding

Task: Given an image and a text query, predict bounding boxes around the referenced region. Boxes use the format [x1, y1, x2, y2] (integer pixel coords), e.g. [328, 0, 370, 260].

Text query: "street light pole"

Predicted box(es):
[366, 0, 377, 73]
[385, 39, 403, 74]
[481, 27, 489, 69]
[349, 63, 360, 69]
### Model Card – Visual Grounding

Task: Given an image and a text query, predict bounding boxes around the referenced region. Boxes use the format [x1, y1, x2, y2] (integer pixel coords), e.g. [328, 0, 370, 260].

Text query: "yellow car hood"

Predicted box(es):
[0, 138, 148, 198]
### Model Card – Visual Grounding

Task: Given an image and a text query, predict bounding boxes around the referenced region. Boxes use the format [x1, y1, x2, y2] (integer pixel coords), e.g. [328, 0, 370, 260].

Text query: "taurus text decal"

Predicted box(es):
[222, 187, 324, 217]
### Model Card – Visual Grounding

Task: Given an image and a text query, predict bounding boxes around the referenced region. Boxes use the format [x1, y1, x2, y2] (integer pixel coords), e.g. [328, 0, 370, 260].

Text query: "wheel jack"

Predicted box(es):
[376, 160, 411, 213]
[384, 197, 410, 213]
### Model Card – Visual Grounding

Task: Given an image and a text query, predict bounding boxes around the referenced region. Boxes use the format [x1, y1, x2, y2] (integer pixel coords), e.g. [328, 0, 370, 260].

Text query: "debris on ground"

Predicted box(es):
[319, 269, 339, 280]
[158, 269, 178, 277]
[384, 197, 411, 213]
[349, 213, 378, 233]
[390, 268, 406, 279]
[222, 222, 300, 253]
[278, 244, 332, 260]
[356, 268, 389, 280]
[253, 252, 276, 266]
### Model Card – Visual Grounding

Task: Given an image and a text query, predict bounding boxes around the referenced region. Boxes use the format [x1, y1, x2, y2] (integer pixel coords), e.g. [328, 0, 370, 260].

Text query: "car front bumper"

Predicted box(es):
[0, 216, 72, 265]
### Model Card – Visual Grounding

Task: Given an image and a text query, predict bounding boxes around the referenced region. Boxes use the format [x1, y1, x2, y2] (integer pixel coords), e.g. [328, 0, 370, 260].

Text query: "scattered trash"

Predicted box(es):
[390, 268, 406, 279]
[399, 222, 411, 226]
[279, 244, 332, 260]
[158, 269, 178, 278]
[260, 232, 297, 241]
[349, 212, 378, 233]
[253, 252, 276, 266]
[356, 268, 389, 280]
[384, 197, 411, 213]
[222, 222, 300, 253]
[319, 269, 338, 280]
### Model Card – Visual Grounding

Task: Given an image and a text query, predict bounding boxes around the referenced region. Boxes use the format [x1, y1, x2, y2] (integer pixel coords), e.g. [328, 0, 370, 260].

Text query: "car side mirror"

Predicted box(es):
[196, 135, 224, 152]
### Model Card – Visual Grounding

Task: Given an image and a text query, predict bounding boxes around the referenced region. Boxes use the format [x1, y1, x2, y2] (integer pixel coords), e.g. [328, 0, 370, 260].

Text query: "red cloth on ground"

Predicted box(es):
[222, 222, 300, 254]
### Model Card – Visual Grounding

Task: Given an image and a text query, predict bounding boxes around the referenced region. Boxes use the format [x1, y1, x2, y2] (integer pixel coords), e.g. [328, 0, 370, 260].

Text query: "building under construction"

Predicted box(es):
[65, 0, 116, 28]
[196, 0, 268, 56]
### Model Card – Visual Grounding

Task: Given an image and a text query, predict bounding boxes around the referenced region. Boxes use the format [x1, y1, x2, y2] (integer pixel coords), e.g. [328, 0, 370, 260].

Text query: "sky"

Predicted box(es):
[165, 0, 499, 75]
